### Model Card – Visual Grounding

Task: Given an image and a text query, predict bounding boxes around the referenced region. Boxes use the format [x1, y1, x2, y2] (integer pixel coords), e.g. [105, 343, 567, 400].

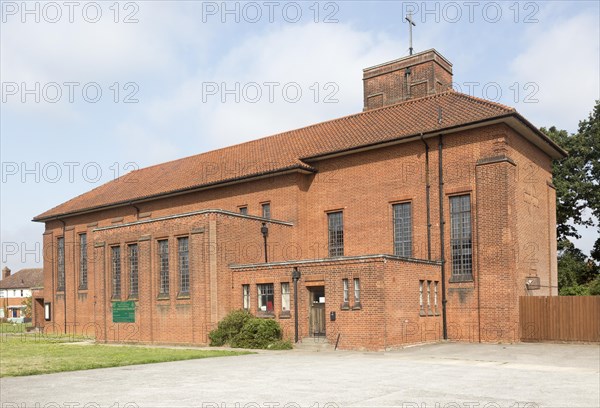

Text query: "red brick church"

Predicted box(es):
[34, 49, 565, 350]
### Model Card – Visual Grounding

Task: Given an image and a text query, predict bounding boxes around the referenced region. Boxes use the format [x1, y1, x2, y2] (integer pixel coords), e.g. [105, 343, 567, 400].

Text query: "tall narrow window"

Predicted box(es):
[342, 278, 349, 306]
[257, 283, 274, 313]
[158, 240, 169, 296]
[111, 246, 121, 299]
[434, 281, 438, 314]
[239, 206, 248, 215]
[57, 237, 65, 291]
[281, 282, 290, 312]
[393, 202, 412, 257]
[419, 280, 424, 314]
[262, 203, 271, 219]
[327, 211, 344, 257]
[128, 244, 139, 298]
[450, 195, 473, 280]
[353, 278, 361, 307]
[79, 233, 87, 289]
[426, 280, 431, 315]
[242, 284, 250, 310]
[178, 237, 190, 295]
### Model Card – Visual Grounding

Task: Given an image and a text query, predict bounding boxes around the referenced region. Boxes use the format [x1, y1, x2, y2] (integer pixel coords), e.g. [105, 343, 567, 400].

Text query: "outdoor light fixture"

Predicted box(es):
[292, 267, 301, 343]
[261, 222, 269, 263]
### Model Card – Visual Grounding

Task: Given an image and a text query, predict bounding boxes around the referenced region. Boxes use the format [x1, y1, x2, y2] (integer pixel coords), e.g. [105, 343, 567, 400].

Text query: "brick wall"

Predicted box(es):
[363, 49, 453, 109]
[38, 122, 559, 349]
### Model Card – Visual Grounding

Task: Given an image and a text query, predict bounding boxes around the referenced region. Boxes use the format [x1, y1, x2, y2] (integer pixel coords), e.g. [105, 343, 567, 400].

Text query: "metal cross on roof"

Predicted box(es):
[405, 12, 416, 56]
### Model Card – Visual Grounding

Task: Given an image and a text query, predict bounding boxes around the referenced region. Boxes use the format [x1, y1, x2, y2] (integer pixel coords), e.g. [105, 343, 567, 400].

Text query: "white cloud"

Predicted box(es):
[117, 22, 399, 153]
[114, 122, 181, 166]
[509, 12, 600, 131]
[1, 3, 211, 115]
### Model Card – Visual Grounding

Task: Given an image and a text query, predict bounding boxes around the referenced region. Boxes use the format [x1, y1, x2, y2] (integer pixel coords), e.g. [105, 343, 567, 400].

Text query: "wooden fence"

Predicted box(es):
[520, 296, 600, 342]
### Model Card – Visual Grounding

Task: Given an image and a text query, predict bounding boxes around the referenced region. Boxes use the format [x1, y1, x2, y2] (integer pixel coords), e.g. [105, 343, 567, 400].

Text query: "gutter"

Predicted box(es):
[301, 113, 567, 162]
[421, 134, 432, 260]
[438, 136, 448, 340]
[56, 217, 67, 334]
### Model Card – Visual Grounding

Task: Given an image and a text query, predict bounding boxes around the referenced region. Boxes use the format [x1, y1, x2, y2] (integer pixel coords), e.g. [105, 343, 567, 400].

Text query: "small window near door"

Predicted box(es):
[44, 302, 51, 321]
[281, 282, 290, 316]
[242, 284, 250, 311]
[257, 283, 274, 314]
[341, 279, 349, 309]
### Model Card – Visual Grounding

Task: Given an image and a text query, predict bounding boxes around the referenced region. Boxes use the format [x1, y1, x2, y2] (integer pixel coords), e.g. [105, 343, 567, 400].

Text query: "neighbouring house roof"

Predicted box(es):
[0, 268, 44, 290]
[33, 91, 567, 222]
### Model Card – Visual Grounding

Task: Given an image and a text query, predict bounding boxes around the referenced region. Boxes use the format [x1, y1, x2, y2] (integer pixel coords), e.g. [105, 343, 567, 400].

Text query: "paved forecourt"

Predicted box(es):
[1, 342, 598, 408]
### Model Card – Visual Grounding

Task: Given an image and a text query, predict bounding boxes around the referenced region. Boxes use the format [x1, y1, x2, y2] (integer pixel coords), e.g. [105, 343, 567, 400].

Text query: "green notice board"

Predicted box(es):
[112, 301, 136, 323]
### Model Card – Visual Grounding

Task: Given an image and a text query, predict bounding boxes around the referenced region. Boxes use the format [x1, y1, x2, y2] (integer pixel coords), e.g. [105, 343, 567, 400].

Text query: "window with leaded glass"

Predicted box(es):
[111, 246, 121, 299]
[79, 233, 87, 289]
[393, 202, 412, 257]
[327, 211, 344, 257]
[178, 237, 190, 295]
[257, 283, 274, 313]
[450, 195, 473, 280]
[57, 237, 65, 291]
[158, 240, 169, 296]
[128, 244, 139, 298]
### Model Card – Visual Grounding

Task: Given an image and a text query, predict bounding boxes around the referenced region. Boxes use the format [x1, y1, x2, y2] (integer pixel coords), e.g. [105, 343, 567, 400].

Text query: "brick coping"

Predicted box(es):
[92, 209, 293, 232]
[230, 254, 442, 270]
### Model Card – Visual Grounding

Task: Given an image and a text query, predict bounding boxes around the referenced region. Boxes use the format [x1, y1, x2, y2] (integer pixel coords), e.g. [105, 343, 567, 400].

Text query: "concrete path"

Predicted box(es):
[1, 342, 598, 408]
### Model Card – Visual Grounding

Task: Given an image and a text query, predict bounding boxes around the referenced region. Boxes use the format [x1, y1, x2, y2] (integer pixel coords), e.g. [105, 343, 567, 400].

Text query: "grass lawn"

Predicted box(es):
[0, 322, 31, 333]
[0, 336, 251, 377]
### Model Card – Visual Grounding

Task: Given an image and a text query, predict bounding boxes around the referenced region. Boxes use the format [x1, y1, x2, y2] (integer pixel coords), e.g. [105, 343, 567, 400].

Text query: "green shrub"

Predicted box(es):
[267, 339, 293, 350]
[588, 277, 600, 296]
[209, 310, 253, 346]
[230, 318, 282, 349]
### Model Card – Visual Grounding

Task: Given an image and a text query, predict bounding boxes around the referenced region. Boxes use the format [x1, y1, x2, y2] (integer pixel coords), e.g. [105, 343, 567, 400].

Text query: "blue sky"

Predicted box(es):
[1, 0, 599, 270]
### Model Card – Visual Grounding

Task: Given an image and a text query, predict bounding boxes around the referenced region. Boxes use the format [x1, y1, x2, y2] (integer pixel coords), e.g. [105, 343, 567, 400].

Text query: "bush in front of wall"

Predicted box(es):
[230, 318, 282, 349]
[208, 309, 253, 346]
[209, 310, 291, 350]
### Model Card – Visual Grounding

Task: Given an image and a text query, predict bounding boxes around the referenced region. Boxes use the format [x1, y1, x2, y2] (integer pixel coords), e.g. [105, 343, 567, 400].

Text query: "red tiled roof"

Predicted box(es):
[0, 268, 43, 289]
[33, 91, 555, 221]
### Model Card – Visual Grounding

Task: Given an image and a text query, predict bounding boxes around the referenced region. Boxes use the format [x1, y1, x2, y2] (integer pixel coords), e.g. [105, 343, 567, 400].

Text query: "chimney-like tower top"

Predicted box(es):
[362, 49, 453, 111]
[2, 267, 11, 279]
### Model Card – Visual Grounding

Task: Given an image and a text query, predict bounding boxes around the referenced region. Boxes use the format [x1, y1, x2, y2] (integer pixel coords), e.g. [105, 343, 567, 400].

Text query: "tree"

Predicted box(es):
[543, 101, 600, 294]
[22, 296, 32, 319]
[557, 240, 598, 295]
